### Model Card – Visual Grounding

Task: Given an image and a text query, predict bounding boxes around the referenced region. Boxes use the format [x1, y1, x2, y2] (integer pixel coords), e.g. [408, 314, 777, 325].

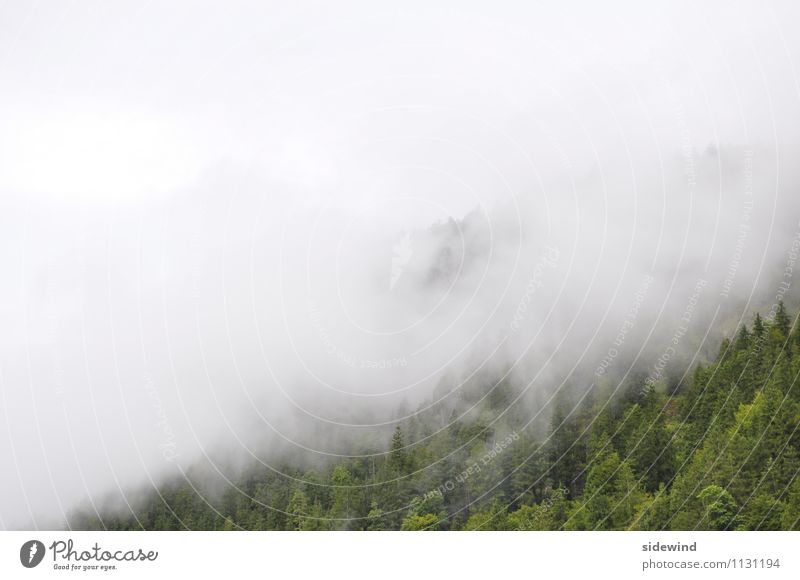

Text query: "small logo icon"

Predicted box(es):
[20, 540, 45, 568]
[390, 231, 413, 290]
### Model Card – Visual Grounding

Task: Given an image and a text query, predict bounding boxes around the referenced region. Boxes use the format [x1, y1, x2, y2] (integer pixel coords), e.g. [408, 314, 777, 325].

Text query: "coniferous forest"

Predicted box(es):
[70, 302, 800, 531]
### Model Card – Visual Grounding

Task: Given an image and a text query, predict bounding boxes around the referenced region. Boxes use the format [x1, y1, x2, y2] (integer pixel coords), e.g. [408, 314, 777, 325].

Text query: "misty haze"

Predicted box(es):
[1, 0, 800, 533]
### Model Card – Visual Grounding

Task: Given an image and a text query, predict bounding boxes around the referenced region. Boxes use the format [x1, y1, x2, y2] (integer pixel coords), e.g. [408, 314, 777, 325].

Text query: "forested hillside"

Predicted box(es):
[70, 302, 800, 531]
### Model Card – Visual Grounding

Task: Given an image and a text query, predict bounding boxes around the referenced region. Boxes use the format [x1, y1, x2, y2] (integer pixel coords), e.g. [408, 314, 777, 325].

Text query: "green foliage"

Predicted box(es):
[781, 476, 800, 530]
[463, 501, 509, 530]
[697, 485, 739, 530]
[567, 439, 645, 530]
[508, 487, 569, 530]
[401, 513, 439, 531]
